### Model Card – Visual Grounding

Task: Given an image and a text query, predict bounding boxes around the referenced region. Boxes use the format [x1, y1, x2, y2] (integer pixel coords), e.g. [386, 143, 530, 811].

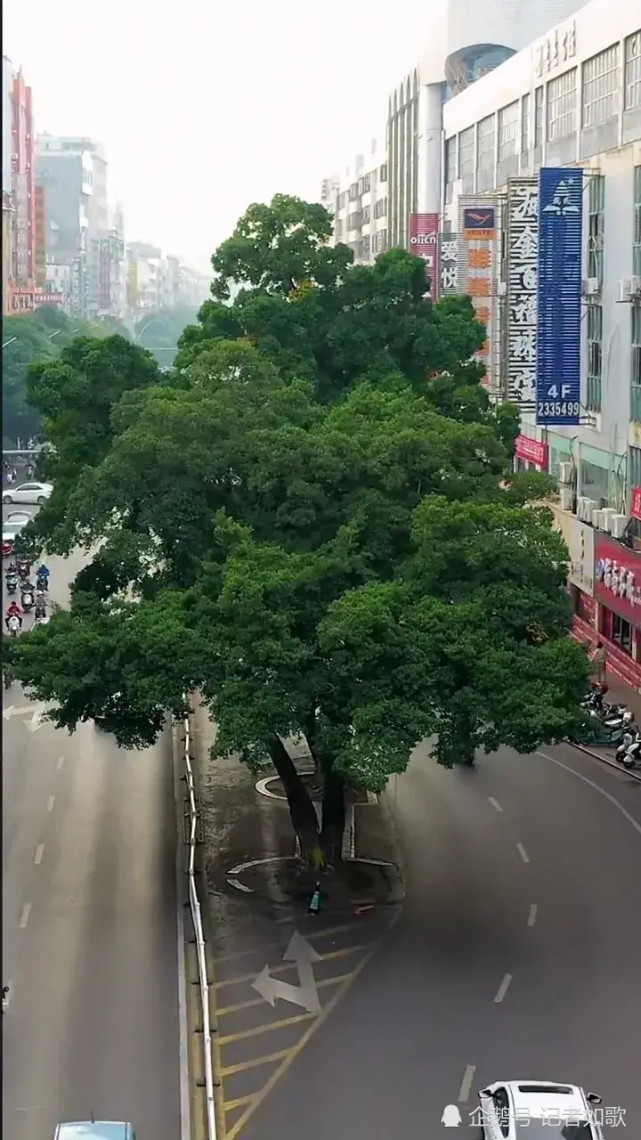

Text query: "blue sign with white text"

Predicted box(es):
[535, 167, 583, 426]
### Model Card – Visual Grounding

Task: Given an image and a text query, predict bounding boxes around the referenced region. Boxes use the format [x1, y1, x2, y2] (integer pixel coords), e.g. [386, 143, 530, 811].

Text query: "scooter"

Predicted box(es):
[615, 727, 639, 762]
[7, 614, 21, 637]
[20, 590, 34, 613]
[5, 573, 17, 595]
[34, 601, 47, 621]
[620, 732, 641, 769]
[36, 573, 49, 593]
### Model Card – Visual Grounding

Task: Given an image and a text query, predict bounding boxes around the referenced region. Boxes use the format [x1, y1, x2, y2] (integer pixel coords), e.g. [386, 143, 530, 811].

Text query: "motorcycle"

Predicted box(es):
[5, 573, 17, 595]
[20, 590, 34, 612]
[616, 728, 641, 767]
[17, 560, 31, 581]
[7, 614, 21, 637]
[34, 602, 47, 620]
[36, 573, 49, 593]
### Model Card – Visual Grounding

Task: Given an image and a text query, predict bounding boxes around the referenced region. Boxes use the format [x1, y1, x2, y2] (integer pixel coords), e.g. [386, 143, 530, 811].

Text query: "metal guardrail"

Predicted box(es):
[182, 711, 217, 1140]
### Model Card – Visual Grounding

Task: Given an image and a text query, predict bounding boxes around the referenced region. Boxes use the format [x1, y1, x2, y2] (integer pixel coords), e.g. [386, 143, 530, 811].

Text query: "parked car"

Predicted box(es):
[3, 481, 53, 506]
[52, 1122, 136, 1139]
[2, 523, 23, 558]
[5, 510, 32, 526]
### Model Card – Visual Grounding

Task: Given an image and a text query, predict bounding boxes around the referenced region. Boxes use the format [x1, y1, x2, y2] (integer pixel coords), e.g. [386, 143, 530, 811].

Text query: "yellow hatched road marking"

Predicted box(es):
[218, 1012, 314, 1045]
[224, 1094, 257, 1113]
[214, 943, 373, 989]
[217, 971, 354, 1015]
[220, 1049, 290, 1077]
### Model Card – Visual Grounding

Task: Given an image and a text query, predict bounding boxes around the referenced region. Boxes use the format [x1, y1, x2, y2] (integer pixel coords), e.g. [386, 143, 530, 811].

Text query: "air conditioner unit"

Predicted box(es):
[576, 496, 589, 521]
[582, 277, 599, 296]
[560, 486, 573, 510]
[617, 277, 641, 302]
[601, 508, 615, 533]
[611, 514, 627, 539]
[591, 508, 604, 530]
[559, 462, 574, 486]
[582, 498, 599, 523]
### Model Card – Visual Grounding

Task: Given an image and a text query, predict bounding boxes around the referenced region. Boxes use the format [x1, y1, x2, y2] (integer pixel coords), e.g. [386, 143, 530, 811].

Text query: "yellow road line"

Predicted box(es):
[212, 921, 363, 964]
[220, 1049, 290, 1077]
[224, 909, 402, 1140]
[224, 1094, 257, 1112]
[214, 943, 373, 989]
[216, 972, 354, 1015]
[218, 1012, 315, 1045]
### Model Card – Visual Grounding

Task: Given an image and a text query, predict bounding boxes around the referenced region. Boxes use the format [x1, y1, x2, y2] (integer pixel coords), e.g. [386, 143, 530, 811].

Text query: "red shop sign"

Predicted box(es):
[594, 536, 641, 626]
[631, 486, 641, 521]
[514, 434, 549, 469]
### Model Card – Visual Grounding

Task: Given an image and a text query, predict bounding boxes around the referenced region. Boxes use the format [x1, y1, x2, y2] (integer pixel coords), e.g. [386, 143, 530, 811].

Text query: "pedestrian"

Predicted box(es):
[591, 639, 607, 684]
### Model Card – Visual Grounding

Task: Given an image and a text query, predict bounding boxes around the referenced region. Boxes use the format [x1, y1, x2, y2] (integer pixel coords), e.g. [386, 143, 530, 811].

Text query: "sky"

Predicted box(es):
[4, 0, 445, 274]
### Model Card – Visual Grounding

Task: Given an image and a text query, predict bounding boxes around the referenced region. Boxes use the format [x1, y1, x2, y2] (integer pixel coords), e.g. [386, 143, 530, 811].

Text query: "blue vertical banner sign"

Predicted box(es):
[536, 167, 583, 426]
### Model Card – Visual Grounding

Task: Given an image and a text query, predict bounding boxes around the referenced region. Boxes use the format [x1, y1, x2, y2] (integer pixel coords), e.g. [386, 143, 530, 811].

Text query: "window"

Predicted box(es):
[374, 197, 387, 219]
[348, 182, 359, 201]
[547, 67, 577, 141]
[445, 136, 457, 184]
[587, 174, 605, 282]
[586, 303, 603, 411]
[362, 174, 371, 193]
[375, 229, 388, 253]
[477, 114, 495, 176]
[625, 31, 641, 110]
[629, 165, 634, 278]
[379, 163, 388, 182]
[521, 93, 530, 153]
[632, 306, 641, 423]
[498, 101, 519, 162]
[458, 126, 474, 182]
[534, 86, 544, 147]
[362, 205, 370, 224]
[629, 444, 641, 488]
[582, 44, 619, 126]
[360, 235, 371, 259]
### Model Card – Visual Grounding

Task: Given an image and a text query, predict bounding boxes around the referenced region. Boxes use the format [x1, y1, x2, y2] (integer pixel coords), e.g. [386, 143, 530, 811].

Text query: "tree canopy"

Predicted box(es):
[8, 193, 589, 860]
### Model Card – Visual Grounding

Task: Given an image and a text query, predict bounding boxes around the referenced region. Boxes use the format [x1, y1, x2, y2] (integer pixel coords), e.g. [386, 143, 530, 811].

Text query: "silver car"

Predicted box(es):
[53, 1122, 136, 1139]
[3, 481, 53, 506]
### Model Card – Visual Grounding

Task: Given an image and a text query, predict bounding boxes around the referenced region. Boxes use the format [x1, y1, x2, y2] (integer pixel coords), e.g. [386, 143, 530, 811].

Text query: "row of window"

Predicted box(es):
[348, 229, 389, 261]
[446, 30, 641, 185]
[335, 164, 388, 211]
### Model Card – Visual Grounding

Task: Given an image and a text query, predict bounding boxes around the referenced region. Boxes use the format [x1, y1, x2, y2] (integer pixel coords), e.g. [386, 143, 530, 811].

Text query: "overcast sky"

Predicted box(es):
[4, 0, 444, 273]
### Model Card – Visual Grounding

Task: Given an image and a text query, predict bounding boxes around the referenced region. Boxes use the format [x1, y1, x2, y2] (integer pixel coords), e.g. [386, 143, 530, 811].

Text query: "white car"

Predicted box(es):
[5, 511, 32, 526]
[3, 481, 53, 506]
[478, 1080, 603, 1138]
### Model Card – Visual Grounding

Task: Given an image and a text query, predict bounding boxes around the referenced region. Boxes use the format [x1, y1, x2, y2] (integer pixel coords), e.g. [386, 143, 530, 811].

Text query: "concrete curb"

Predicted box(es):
[571, 741, 641, 783]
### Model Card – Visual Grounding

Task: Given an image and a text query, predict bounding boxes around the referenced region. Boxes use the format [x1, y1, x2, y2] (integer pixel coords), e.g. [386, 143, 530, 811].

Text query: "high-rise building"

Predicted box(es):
[11, 68, 35, 288]
[36, 135, 109, 317]
[2, 56, 12, 196]
[2, 190, 13, 314]
[320, 142, 389, 265]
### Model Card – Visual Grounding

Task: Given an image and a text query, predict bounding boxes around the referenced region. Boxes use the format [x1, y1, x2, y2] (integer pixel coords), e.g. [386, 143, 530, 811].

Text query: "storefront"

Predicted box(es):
[591, 535, 641, 690]
[514, 434, 549, 472]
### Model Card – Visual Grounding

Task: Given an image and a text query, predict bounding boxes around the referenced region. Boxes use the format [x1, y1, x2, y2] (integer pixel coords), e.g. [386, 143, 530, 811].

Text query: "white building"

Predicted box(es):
[320, 141, 388, 265]
[443, 0, 641, 686]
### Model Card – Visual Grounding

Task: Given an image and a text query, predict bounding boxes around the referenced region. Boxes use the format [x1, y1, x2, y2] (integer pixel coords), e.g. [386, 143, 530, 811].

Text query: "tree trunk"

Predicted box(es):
[319, 762, 346, 864]
[267, 736, 320, 860]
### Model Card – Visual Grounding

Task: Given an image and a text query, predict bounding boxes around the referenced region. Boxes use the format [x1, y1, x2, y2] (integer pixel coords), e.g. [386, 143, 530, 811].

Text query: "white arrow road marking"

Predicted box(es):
[252, 931, 322, 1013]
[27, 709, 45, 732]
[2, 706, 32, 720]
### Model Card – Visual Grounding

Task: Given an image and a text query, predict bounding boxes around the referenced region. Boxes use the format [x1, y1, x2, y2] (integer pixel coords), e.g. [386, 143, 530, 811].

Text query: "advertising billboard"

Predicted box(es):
[506, 178, 538, 410]
[438, 234, 459, 296]
[594, 537, 641, 625]
[408, 213, 439, 298]
[457, 196, 502, 391]
[535, 167, 583, 426]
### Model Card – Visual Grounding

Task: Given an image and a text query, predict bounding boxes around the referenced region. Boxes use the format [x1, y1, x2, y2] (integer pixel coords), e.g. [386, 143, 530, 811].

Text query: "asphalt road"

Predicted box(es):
[240, 740, 641, 1139]
[2, 526, 182, 1139]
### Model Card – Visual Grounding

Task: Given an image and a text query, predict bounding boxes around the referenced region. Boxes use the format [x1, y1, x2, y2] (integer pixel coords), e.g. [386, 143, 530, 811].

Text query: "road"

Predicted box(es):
[2, 514, 182, 1139]
[238, 740, 641, 1139]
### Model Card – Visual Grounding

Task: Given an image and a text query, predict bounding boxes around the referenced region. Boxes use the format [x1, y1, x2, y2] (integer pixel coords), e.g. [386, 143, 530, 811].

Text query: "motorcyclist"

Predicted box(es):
[6, 559, 18, 576]
[34, 593, 47, 619]
[16, 557, 31, 579]
[36, 563, 50, 590]
[5, 601, 22, 630]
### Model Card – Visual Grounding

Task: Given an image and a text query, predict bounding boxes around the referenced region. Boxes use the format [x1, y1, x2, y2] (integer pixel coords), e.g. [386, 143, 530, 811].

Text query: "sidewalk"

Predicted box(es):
[576, 667, 641, 778]
[189, 695, 404, 953]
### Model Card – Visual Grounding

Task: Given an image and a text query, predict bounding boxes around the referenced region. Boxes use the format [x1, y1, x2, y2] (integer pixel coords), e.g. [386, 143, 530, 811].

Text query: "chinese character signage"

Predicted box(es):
[536, 168, 583, 426]
[632, 487, 641, 521]
[408, 213, 439, 298]
[438, 234, 458, 295]
[458, 197, 501, 392]
[594, 537, 641, 626]
[568, 519, 594, 596]
[514, 434, 548, 468]
[506, 178, 538, 409]
[534, 18, 577, 79]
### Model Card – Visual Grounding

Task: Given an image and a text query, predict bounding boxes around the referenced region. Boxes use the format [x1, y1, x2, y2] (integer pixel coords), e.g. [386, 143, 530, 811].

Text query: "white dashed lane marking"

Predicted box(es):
[458, 1064, 476, 1102]
[516, 842, 530, 863]
[488, 796, 503, 813]
[46, 795, 55, 812]
[494, 973, 513, 1003]
[56, 755, 64, 770]
[527, 904, 538, 927]
[19, 903, 32, 929]
[34, 843, 45, 865]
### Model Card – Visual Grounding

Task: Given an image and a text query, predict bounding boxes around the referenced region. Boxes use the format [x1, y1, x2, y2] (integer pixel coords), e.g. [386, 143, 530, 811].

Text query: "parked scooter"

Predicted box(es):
[616, 728, 641, 766]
